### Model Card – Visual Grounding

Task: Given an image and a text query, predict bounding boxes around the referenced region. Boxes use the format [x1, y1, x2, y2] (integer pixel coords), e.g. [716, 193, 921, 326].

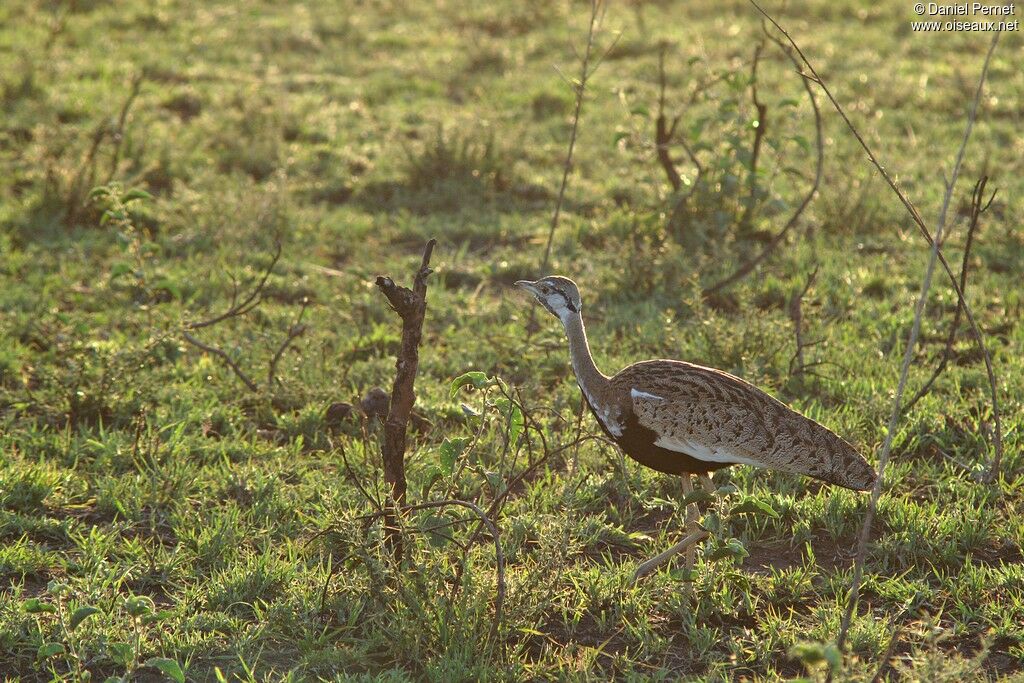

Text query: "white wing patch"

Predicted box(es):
[653, 434, 761, 467]
[631, 388, 666, 402]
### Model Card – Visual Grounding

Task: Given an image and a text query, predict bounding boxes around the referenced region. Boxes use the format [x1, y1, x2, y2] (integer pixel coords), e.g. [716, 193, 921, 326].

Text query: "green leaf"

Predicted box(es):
[680, 488, 715, 508]
[613, 130, 630, 146]
[629, 104, 650, 118]
[484, 470, 505, 495]
[141, 609, 174, 625]
[109, 641, 134, 666]
[124, 188, 153, 202]
[101, 209, 127, 226]
[37, 642, 65, 659]
[420, 467, 443, 500]
[422, 514, 451, 548]
[668, 567, 697, 582]
[708, 538, 749, 562]
[23, 598, 57, 614]
[789, 641, 841, 669]
[125, 595, 154, 617]
[494, 398, 524, 445]
[823, 644, 841, 669]
[439, 437, 471, 474]
[449, 371, 491, 398]
[110, 261, 133, 279]
[146, 657, 185, 683]
[730, 499, 779, 519]
[152, 278, 182, 300]
[701, 510, 722, 534]
[69, 606, 101, 631]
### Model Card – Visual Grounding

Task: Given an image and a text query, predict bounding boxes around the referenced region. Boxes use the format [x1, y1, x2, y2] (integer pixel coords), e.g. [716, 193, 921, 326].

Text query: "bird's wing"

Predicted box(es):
[617, 360, 876, 490]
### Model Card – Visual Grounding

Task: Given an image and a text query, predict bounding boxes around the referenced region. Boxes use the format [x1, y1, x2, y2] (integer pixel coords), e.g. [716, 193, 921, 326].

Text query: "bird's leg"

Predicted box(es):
[681, 475, 700, 575]
[631, 474, 709, 583]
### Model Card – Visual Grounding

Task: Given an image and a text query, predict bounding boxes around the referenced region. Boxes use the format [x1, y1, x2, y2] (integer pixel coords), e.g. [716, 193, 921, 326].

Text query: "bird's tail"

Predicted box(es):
[822, 442, 877, 491]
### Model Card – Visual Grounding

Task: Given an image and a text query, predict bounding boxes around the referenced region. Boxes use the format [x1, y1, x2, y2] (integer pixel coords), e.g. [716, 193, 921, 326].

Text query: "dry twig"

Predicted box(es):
[788, 265, 820, 379]
[826, 29, 1001, 660]
[902, 176, 996, 414]
[738, 36, 768, 235]
[65, 74, 144, 226]
[701, 24, 824, 297]
[749, 0, 1003, 482]
[181, 242, 303, 395]
[541, 0, 617, 271]
[655, 45, 684, 193]
[375, 239, 437, 554]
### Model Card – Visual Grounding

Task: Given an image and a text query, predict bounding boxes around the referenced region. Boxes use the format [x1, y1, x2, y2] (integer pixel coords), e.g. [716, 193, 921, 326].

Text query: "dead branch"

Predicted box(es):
[105, 72, 146, 184]
[64, 74, 144, 226]
[182, 242, 310, 396]
[702, 24, 823, 297]
[187, 242, 282, 330]
[655, 45, 683, 193]
[267, 298, 309, 389]
[738, 36, 768, 235]
[181, 330, 260, 393]
[749, 0, 1003, 483]
[902, 176, 995, 414]
[656, 46, 711, 243]
[788, 265, 819, 379]
[828, 29, 1001, 662]
[541, 0, 610, 271]
[375, 239, 436, 554]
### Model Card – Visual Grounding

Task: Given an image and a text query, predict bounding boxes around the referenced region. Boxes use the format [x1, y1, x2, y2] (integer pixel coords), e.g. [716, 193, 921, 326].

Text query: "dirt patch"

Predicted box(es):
[743, 535, 853, 575]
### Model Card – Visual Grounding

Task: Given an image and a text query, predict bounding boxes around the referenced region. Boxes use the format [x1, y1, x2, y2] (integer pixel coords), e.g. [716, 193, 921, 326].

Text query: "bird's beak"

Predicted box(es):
[514, 280, 539, 296]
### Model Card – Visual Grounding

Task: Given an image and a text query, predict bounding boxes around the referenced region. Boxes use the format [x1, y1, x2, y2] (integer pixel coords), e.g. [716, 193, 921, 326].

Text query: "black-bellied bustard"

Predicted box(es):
[516, 276, 876, 581]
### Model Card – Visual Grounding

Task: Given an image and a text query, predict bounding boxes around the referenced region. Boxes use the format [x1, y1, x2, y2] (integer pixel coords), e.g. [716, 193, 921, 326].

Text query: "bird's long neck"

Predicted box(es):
[562, 312, 610, 405]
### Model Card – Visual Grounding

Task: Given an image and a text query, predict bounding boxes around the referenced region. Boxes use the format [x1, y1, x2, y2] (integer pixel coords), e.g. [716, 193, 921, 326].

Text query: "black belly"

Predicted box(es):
[583, 395, 732, 476]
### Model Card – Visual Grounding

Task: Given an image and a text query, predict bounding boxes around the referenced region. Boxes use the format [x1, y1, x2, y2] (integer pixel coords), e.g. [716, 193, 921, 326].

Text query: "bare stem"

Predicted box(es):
[541, 0, 604, 272]
[749, 0, 1003, 481]
[833, 30, 1001, 659]
[902, 176, 995, 414]
[702, 24, 823, 296]
[375, 239, 437, 557]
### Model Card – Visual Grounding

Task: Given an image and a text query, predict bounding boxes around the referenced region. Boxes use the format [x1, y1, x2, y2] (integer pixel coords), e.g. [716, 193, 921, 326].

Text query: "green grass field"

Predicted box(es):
[1, 0, 1022, 680]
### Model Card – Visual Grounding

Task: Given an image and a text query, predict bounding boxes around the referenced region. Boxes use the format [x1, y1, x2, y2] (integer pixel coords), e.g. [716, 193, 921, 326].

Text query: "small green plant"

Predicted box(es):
[420, 371, 524, 502]
[405, 127, 510, 192]
[23, 585, 184, 683]
[90, 183, 165, 299]
[24, 582, 98, 682]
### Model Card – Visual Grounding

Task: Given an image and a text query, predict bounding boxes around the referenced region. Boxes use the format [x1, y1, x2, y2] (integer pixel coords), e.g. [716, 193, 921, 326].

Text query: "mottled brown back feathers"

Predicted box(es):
[603, 360, 876, 491]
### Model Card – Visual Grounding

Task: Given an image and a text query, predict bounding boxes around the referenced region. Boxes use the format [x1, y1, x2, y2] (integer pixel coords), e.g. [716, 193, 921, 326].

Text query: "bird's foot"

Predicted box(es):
[631, 528, 709, 583]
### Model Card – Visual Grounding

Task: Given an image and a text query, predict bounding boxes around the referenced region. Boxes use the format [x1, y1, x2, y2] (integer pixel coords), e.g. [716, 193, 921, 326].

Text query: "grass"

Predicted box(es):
[1, 0, 1023, 680]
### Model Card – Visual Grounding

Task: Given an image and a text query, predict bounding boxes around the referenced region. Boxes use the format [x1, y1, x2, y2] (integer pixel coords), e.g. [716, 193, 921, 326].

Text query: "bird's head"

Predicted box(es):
[515, 276, 582, 323]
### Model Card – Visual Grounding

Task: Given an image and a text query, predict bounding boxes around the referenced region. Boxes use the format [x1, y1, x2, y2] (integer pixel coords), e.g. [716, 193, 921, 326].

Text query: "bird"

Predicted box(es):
[515, 275, 877, 581]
